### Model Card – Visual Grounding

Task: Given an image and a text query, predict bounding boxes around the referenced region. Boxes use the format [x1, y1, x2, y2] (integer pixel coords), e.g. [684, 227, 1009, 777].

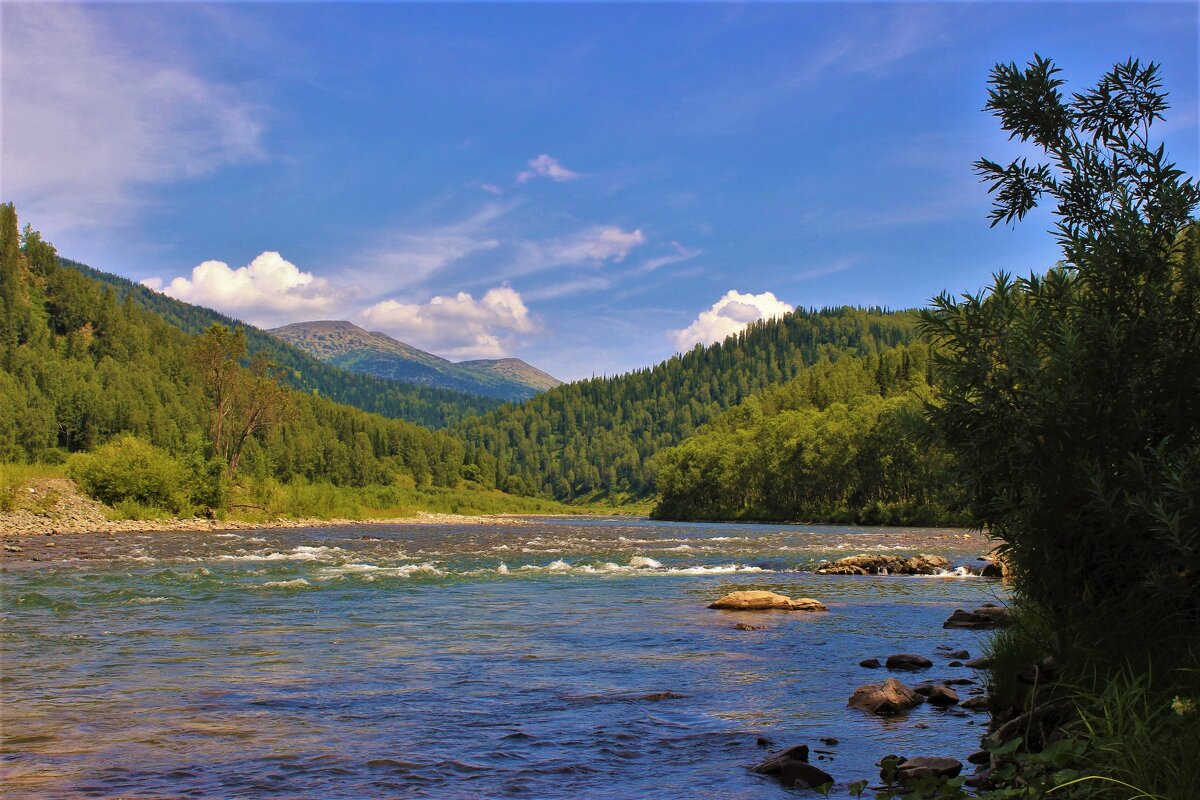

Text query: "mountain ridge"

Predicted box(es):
[268, 320, 561, 402]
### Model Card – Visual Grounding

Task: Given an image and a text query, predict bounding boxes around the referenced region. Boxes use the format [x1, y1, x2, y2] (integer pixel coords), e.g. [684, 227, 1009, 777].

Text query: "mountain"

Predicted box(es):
[62, 261, 503, 429]
[455, 306, 925, 500]
[268, 320, 561, 401]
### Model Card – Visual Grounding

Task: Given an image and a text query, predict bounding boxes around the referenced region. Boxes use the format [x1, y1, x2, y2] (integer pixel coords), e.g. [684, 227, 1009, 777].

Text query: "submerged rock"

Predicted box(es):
[895, 757, 962, 780]
[708, 591, 827, 612]
[964, 656, 993, 669]
[815, 553, 951, 576]
[859, 658, 881, 669]
[734, 623, 767, 631]
[750, 744, 834, 790]
[848, 677, 923, 714]
[886, 653, 932, 671]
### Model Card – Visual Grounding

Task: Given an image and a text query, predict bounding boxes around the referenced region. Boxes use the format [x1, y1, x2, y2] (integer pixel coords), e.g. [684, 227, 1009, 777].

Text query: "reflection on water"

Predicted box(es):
[1, 518, 1004, 799]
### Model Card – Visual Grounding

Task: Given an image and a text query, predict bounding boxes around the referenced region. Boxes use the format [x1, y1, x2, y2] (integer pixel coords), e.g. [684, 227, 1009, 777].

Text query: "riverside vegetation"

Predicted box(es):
[895, 56, 1198, 800]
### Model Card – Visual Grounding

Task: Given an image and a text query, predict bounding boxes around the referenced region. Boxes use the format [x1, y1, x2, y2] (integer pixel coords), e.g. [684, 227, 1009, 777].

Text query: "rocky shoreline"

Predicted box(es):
[0, 478, 540, 543]
[709, 583, 1013, 793]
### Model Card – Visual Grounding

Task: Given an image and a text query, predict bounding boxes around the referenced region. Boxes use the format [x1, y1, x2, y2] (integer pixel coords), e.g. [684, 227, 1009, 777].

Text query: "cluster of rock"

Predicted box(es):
[711, 583, 1010, 792]
[814, 553, 951, 575]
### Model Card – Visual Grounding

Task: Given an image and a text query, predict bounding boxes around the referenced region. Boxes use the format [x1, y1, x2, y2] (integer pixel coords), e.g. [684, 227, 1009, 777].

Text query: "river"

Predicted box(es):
[1, 517, 1005, 798]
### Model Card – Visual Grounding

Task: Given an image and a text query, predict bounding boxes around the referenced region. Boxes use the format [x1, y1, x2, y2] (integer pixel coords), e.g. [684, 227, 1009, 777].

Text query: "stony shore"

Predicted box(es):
[0, 478, 538, 541]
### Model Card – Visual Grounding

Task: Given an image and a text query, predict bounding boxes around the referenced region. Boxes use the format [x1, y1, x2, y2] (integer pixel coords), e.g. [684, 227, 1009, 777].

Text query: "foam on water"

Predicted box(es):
[258, 578, 314, 589]
[219, 545, 345, 562]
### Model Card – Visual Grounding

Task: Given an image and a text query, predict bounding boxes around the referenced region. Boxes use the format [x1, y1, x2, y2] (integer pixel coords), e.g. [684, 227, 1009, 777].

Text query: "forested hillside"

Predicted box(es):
[455, 308, 922, 499]
[66, 260, 502, 428]
[0, 205, 469, 491]
[651, 343, 965, 524]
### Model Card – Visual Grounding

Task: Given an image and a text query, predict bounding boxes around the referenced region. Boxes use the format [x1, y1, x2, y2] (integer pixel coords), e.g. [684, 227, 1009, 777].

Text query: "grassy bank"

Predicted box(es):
[0, 461, 642, 527]
[223, 477, 623, 522]
[0, 462, 68, 513]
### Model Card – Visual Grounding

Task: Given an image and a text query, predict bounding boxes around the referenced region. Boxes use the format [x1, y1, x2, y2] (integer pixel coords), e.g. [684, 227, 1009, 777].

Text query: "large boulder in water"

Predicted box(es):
[886, 653, 933, 671]
[750, 744, 834, 790]
[849, 677, 923, 714]
[708, 591, 827, 612]
[918, 685, 960, 706]
[816, 554, 951, 575]
[944, 604, 1012, 629]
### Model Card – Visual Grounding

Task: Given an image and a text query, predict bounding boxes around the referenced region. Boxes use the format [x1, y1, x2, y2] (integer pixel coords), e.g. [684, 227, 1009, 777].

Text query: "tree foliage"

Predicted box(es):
[63, 259, 501, 429]
[457, 308, 922, 500]
[921, 56, 1200, 651]
[190, 325, 292, 476]
[0, 205, 469, 501]
[652, 344, 966, 524]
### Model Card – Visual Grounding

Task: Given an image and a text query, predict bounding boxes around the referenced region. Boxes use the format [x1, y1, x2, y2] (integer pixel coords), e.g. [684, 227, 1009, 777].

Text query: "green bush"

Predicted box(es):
[69, 436, 189, 513]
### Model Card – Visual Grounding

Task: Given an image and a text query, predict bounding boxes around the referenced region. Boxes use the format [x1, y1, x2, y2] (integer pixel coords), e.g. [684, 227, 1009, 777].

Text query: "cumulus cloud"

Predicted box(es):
[147, 252, 345, 327]
[670, 290, 793, 351]
[358, 287, 535, 359]
[2, 4, 264, 231]
[517, 154, 579, 183]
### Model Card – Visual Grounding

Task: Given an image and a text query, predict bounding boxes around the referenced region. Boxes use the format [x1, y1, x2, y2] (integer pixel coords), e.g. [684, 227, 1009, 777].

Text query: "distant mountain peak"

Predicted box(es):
[268, 320, 562, 401]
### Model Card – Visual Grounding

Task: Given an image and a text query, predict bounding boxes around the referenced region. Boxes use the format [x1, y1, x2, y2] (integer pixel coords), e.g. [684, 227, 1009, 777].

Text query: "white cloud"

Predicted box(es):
[147, 251, 345, 327]
[1, 4, 264, 231]
[517, 154, 579, 183]
[358, 287, 535, 359]
[524, 276, 614, 301]
[506, 226, 645, 279]
[638, 241, 702, 273]
[670, 290, 793, 351]
[480, 183, 505, 195]
[353, 206, 505, 290]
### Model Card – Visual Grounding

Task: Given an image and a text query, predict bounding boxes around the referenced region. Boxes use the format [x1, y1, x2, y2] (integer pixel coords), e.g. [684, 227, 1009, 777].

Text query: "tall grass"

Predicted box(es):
[0, 462, 68, 513]
[1065, 663, 1200, 800]
[976, 601, 1200, 800]
[230, 477, 607, 522]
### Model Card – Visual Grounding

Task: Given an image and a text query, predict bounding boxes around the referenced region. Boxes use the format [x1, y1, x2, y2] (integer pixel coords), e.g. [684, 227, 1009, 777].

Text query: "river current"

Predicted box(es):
[1, 518, 1005, 798]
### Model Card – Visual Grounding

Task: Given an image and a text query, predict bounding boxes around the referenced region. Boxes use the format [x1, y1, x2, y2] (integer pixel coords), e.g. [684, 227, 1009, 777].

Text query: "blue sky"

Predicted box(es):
[3, 2, 1197, 381]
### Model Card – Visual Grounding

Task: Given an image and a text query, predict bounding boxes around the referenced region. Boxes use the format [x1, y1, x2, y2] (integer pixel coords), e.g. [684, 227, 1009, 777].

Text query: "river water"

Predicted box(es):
[1, 518, 1005, 798]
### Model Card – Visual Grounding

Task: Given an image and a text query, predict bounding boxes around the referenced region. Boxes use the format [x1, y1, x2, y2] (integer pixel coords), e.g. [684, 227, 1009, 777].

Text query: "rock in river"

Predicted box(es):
[923, 685, 960, 706]
[708, 591, 827, 612]
[750, 744, 834, 790]
[849, 677, 923, 714]
[944, 604, 1012, 629]
[886, 653, 932, 671]
[815, 553, 951, 575]
[859, 658, 881, 669]
[895, 757, 963, 780]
